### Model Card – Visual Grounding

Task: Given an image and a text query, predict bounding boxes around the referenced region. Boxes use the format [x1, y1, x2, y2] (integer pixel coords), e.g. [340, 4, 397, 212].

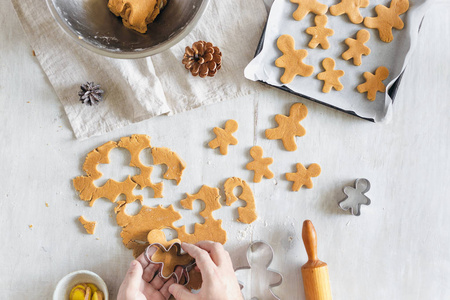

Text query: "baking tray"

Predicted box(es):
[245, 0, 431, 122]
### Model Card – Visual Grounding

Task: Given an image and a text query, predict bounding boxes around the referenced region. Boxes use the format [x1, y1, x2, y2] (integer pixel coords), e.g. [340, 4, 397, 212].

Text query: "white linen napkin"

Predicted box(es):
[11, 0, 267, 140]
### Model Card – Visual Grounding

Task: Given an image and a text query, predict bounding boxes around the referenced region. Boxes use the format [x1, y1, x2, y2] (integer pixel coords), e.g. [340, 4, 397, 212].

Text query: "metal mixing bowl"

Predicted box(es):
[46, 0, 209, 59]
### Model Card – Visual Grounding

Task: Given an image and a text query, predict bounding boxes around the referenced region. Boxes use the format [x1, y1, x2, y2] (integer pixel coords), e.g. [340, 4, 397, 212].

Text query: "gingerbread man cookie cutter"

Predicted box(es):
[144, 243, 196, 285]
[235, 241, 283, 300]
[338, 178, 371, 216]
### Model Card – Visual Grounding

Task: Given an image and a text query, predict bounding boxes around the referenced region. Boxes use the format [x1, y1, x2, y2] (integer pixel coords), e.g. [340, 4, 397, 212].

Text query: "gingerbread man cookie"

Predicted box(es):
[208, 120, 238, 155]
[246, 146, 274, 183]
[275, 35, 314, 84]
[290, 0, 328, 21]
[330, 0, 370, 24]
[342, 29, 371, 66]
[286, 163, 321, 191]
[357, 66, 389, 101]
[265, 103, 307, 152]
[317, 58, 345, 93]
[306, 15, 334, 50]
[364, 0, 409, 43]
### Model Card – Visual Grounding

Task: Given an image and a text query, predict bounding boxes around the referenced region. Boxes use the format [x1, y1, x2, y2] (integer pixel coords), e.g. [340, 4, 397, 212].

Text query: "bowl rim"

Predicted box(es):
[45, 0, 210, 59]
[53, 269, 109, 300]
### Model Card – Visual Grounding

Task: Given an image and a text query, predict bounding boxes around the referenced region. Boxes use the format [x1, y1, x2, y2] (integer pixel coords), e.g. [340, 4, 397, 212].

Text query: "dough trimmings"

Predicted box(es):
[152, 147, 187, 185]
[118, 135, 163, 198]
[177, 185, 227, 244]
[363, 0, 409, 43]
[115, 202, 182, 257]
[108, 0, 167, 33]
[224, 177, 257, 224]
[305, 15, 334, 50]
[73, 134, 182, 206]
[342, 29, 371, 66]
[290, 0, 328, 21]
[317, 58, 345, 93]
[286, 163, 321, 191]
[356, 66, 389, 101]
[208, 120, 239, 155]
[78, 216, 97, 235]
[265, 103, 307, 152]
[246, 146, 274, 183]
[275, 35, 314, 84]
[329, 0, 370, 24]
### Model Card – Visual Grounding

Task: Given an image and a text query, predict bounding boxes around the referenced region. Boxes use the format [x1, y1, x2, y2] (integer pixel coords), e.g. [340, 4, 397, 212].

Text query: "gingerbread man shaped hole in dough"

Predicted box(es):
[306, 15, 334, 50]
[275, 35, 314, 84]
[317, 58, 345, 93]
[342, 29, 371, 66]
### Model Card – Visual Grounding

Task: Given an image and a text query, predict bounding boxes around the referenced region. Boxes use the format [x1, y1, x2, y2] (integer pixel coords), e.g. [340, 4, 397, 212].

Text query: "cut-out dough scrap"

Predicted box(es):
[177, 185, 227, 245]
[118, 134, 163, 198]
[152, 147, 187, 185]
[286, 163, 321, 191]
[246, 146, 274, 183]
[78, 216, 97, 235]
[342, 29, 371, 66]
[330, 0, 370, 24]
[115, 202, 182, 257]
[275, 35, 314, 84]
[208, 120, 239, 155]
[73, 135, 186, 205]
[357, 66, 389, 101]
[265, 103, 307, 152]
[306, 15, 334, 50]
[224, 177, 257, 224]
[73, 175, 143, 206]
[290, 0, 328, 21]
[317, 58, 345, 93]
[83, 141, 118, 180]
[364, 0, 409, 43]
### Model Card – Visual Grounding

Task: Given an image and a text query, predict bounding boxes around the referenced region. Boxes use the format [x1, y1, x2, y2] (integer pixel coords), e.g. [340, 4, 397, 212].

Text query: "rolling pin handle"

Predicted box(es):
[302, 220, 318, 262]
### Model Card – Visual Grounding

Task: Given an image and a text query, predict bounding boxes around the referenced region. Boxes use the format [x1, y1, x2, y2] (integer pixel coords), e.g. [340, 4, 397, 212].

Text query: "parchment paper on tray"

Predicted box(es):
[245, 0, 432, 122]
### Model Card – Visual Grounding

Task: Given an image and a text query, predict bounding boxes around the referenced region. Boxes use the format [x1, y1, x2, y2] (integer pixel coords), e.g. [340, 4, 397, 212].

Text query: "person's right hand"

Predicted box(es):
[168, 242, 243, 300]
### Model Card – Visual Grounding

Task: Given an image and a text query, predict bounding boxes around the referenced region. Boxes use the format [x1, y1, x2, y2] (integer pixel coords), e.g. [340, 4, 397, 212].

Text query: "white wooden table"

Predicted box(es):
[1, 1, 449, 299]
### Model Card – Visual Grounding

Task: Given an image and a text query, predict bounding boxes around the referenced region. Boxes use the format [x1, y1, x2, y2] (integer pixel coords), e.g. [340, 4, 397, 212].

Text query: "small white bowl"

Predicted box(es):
[53, 270, 109, 300]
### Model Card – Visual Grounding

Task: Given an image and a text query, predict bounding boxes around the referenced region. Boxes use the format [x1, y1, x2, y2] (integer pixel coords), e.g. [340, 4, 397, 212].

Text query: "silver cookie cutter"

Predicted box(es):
[144, 243, 196, 285]
[338, 178, 371, 216]
[235, 241, 283, 300]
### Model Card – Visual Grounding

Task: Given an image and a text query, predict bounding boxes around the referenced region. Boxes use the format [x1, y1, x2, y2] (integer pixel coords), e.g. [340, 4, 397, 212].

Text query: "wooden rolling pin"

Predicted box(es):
[301, 220, 332, 300]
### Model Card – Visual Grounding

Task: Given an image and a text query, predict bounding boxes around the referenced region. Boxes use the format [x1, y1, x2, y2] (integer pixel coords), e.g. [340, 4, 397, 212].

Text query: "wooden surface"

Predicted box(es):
[1, 0, 450, 299]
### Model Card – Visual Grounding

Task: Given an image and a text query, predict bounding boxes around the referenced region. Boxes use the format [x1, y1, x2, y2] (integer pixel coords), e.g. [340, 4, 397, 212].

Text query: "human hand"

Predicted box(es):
[117, 246, 182, 300]
[169, 241, 243, 300]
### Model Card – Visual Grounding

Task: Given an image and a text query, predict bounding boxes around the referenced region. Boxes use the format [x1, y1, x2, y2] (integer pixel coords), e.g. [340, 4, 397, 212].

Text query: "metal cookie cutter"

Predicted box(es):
[235, 241, 283, 300]
[338, 178, 371, 216]
[144, 243, 196, 285]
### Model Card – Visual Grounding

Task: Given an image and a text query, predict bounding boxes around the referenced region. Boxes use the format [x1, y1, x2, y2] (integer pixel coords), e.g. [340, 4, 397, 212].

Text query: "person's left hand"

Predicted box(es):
[117, 246, 182, 300]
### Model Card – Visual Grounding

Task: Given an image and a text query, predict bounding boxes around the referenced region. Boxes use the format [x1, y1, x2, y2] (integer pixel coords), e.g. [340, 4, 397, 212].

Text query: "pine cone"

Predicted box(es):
[78, 82, 104, 106]
[182, 41, 222, 78]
